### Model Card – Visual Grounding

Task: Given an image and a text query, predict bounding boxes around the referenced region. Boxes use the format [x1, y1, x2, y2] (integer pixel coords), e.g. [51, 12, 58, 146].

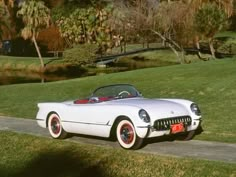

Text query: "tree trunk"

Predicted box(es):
[195, 36, 202, 57]
[32, 35, 44, 68]
[194, 36, 208, 61]
[209, 38, 216, 59]
[123, 25, 126, 53]
[146, 36, 150, 48]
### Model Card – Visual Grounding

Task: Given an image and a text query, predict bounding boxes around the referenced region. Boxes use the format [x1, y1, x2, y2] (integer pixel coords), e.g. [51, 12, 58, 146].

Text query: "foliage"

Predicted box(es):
[214, 31, 236, 38]
[49, 0, 236, 58]
[0, 1, 11, 40]
[55, 6, 113, 54]
[17, 0, 51, 68]
[214, 31, 236, 54]
[216, 39, 236, 54]
[17, 0, 50, 39]
[194, 3, 228, 38]
[51, 3, 79, 21]
[63, 44, 98, 65]
[194, 3, 229, 58]
[37, 26, 64, 51]
[154, 1, 188, 39]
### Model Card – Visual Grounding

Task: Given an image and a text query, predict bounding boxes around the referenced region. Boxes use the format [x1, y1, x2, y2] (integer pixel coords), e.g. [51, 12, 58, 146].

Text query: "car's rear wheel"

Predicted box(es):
[48, 113, 67, 139]
[116, 119, 143, 150]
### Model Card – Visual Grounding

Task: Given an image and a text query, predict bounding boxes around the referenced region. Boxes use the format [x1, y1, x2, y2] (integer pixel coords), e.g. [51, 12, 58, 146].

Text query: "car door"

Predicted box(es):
[61, 103, 115, 137]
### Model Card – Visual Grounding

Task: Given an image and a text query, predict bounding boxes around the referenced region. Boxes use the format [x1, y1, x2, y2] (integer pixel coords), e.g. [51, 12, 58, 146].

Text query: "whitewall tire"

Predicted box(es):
[116, 119, 143, 150]
[48, 113, 67, 139]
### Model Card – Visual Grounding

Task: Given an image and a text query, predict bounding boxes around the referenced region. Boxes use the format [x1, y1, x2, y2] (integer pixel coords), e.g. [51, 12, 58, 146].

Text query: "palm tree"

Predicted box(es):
[17, 0, 50, 68]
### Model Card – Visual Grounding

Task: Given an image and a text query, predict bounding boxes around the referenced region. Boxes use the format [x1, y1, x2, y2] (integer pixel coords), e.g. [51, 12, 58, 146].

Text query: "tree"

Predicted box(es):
[194, 3, 228, 58]
[189, 0, 234, 17]
[0, 1, 12, 40]
[37, 25, 64, 51]
[0, 2, 6, 39]
[151, 1, 190, 63]
[186, 0, 234, 58]
[17, 0, 50, 68]
[55, 4, 113, 55]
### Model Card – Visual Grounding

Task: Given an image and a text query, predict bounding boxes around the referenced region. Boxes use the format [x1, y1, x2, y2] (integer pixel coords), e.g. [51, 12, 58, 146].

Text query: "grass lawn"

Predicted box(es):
[0, 56, 64, 72]
[0, 57, 236, 143]
[0, 131, 235, 177]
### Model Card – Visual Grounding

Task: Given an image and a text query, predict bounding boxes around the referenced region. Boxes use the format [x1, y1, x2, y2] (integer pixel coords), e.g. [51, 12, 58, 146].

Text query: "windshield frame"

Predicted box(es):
[91, 84, 142, 100]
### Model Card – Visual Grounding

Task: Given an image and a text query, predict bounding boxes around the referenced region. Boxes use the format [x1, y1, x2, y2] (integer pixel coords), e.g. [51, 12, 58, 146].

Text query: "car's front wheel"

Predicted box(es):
[177, 130, 195, 141]
[116, 119, 143, 150]
[48, 113, 67, 139]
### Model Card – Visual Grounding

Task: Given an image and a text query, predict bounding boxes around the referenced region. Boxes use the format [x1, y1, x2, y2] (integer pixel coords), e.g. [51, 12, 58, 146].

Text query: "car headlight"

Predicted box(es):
[191, 103, 201, 116]
[139, 109, 150, 123]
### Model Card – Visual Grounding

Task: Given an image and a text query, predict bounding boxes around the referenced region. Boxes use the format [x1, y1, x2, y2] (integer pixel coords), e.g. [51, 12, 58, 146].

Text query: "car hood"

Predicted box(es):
[108, 98, 190, 119]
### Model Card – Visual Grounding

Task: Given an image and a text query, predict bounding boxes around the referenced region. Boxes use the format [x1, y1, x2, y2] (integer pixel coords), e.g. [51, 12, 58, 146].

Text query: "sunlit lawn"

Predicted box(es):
[0, 57, 236, 143]
[0, 131, 235, 177]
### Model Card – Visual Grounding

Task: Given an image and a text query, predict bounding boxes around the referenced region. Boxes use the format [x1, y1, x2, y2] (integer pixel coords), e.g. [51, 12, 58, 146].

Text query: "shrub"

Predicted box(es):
[63, 44, 98, 65]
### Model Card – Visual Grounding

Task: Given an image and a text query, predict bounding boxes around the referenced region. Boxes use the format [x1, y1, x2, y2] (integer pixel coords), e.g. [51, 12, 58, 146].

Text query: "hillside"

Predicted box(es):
[0, 58, 235, 142]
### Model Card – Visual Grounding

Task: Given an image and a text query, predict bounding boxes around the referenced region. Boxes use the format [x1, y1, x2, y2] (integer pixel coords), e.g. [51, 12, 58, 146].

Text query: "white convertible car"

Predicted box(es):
[36, 84, 202, 149]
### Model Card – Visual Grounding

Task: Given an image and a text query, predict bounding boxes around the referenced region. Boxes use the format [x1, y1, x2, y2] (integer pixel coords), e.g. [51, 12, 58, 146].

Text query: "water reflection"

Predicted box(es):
[0, 71, 80, 85]
[0, 67, 128, 85]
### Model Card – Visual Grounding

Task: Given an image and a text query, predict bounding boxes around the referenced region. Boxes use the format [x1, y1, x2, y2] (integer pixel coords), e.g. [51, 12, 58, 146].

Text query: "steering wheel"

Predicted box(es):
[89, 97, 99, 103]
[118, 90, 131, 98]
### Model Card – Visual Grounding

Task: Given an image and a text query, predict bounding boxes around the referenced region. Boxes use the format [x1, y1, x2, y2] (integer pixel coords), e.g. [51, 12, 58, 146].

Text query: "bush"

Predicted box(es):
[216, 39, 236, 54]
[63, 44, 98, 65]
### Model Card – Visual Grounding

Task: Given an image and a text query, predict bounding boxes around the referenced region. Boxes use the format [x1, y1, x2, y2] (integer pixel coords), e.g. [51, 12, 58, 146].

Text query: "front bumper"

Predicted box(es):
[146, 117, 202, 138]
[147, 119, 201, 138]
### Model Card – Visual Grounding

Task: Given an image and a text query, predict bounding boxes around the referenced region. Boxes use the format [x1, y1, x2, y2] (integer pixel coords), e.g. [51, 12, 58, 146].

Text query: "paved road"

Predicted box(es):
[0, 116, 236, 163]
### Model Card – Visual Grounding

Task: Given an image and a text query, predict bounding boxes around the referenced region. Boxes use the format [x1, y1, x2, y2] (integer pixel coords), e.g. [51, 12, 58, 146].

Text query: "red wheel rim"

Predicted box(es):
[120, 123, 134, 144]
[51, 117, 61, 135]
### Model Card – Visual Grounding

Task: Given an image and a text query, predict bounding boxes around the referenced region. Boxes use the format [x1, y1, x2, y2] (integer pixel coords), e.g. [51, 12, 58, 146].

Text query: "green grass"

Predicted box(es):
[0, 58, 236, 143]
[110, 42, 163, 54]
[116, 49, 207, 69]
[0, 131, 235, 177]
[214, 31, 236, 38]
[0, 56, 57, 66]
[0, 56, 64, 72]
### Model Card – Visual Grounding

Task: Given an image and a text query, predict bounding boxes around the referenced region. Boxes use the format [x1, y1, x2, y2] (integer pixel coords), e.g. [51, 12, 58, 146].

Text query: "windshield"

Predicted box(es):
[92, 84, 141, 99]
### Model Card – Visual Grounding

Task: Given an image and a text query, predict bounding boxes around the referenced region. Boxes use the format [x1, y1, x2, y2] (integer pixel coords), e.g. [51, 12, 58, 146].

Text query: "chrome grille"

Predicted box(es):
[154, 116, 192, 131]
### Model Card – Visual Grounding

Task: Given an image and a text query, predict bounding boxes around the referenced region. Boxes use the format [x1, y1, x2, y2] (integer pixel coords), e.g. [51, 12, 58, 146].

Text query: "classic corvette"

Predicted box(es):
[36, 84, 202, 149]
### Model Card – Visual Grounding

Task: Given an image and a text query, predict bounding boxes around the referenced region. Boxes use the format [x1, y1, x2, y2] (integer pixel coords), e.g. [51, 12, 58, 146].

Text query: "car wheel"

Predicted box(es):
[116, 119, 143, 150]
[48, 113, 67, 139]
[177, 130, 195, 141]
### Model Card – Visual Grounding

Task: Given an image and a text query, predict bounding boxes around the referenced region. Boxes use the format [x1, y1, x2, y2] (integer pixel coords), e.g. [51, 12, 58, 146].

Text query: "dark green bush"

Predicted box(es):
[216, 39, 236, 54]
[63, 44, 98, 65]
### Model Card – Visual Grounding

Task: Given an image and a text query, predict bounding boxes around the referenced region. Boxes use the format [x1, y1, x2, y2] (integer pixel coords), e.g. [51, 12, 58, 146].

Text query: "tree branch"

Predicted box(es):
[151, 29, 183, 64]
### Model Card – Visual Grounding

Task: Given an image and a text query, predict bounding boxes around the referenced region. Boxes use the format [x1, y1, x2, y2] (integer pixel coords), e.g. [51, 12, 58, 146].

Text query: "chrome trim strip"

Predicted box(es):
[62, 120, 111, 127]
[193, 118, 202, 121]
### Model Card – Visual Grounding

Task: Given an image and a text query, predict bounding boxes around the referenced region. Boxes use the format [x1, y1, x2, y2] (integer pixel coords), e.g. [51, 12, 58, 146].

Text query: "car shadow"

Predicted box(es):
[70, 133, 115, 141]
[142, 126, 204, 148]
[67, 126, 203, 150]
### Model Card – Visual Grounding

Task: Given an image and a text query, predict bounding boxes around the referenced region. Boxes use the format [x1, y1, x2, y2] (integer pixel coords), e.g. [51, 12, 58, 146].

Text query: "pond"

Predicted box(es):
[0, 71, 76, 85]
[0, 56, 176, 85]
[0, 67, 128, 85]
